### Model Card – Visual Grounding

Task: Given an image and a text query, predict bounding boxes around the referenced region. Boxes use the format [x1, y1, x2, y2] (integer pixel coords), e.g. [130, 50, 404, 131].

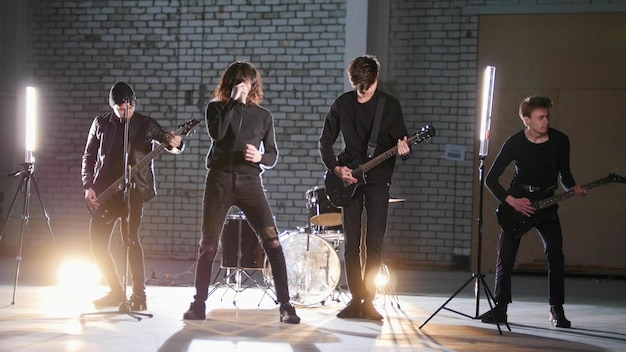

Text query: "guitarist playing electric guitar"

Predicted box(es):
[319, 55, 413, 321]
[480, 96, 586, 329]
[82, 82, 186, 312]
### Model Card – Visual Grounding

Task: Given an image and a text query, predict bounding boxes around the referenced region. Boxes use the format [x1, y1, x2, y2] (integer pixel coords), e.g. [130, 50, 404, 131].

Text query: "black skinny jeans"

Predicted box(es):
[494, 211, 566, 306]
[89, 190, 146, 295]
[342, 182, 390, 302]
[193, 170, 290, 304]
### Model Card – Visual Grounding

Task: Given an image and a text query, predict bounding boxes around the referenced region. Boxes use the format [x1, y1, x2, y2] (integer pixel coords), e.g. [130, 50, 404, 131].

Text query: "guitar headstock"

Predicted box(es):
[176, 118, 202, 136]
[607, 171, 626, 184]
[409, 124, 435, 145]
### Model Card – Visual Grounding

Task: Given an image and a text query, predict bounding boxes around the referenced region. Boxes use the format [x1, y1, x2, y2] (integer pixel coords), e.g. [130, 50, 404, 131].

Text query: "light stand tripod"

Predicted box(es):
[0, 162, 58, 304]
[80, 101, 152, 322]
[419, 156, 509, 334]
[419, 65, 509, 333]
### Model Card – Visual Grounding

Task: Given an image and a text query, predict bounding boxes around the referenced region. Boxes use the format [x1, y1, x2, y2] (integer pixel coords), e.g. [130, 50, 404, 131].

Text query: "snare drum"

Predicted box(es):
[305, 185, 342, 227]
[263, 229, 341, 305]
[220, 213, 265, 270]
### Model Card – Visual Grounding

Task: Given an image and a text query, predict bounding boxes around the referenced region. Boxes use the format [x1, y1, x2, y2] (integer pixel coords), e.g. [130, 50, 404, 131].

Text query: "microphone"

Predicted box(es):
[122, 96, 136, 106]
[119, 96, 135, 122]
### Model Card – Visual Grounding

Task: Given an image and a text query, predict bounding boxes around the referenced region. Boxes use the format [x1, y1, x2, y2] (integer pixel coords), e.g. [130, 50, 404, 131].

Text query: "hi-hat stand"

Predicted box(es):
[419, 156, 510, 334]
[0, 162, 58, 304]
[325, 237, 350, 305]
[209, 212, 276, 307]
[375, 263, 401, 308]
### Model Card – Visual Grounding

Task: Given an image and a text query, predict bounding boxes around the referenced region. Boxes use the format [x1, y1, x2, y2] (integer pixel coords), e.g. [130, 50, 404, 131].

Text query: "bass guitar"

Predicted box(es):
[496, 172, 626, 238]
[324, 124, 434, 208]
[88, 118, 201, 221]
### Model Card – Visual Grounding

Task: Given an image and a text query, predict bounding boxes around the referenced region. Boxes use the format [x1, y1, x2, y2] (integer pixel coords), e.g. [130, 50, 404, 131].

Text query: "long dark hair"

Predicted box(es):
[213, 61, 264, 105]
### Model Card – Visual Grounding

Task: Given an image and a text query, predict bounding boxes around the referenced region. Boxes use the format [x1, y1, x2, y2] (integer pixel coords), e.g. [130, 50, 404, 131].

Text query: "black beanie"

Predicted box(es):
[109, 81, 137, 106]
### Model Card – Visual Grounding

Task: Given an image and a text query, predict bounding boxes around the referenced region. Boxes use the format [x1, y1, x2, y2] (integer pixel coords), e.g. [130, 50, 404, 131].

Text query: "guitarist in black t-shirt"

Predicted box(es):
[319, 55, 412, 320]
[481, 96, 586, 328]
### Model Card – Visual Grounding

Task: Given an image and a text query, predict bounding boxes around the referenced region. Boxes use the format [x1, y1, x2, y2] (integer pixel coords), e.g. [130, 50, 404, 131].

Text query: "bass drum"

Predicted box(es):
[220, 213, 265, 269]
[263, 229, 341, 305]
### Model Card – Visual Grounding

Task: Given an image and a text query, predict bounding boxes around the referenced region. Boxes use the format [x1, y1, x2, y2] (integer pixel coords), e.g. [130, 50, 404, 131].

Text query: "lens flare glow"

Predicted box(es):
[58, 258, 102, 288]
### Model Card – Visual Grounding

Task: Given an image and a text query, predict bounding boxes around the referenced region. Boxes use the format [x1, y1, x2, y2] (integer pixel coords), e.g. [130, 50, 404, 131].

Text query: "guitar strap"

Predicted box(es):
[367, 96, 386, 159]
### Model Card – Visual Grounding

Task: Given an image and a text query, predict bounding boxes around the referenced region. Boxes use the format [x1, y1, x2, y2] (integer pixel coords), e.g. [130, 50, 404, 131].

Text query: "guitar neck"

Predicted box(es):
[532, 176, 611, 210]
[353, 146, 399, 176]
[352, 133, 423, 177]
[96, 141, 169, 204]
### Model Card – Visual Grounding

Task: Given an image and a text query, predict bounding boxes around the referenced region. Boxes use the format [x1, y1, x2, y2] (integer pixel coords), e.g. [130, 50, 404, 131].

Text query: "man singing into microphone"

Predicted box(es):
[82, 81, 183, 311]
[182, 61, 300, 324]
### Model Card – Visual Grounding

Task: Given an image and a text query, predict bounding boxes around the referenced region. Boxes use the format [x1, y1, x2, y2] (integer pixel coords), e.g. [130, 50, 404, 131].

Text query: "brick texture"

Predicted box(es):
[19, 0, 617, 269]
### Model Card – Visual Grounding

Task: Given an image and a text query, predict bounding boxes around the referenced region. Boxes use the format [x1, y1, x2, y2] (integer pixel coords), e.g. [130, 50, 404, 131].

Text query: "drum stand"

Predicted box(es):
[375, 263, 401, 308]
[324, 236, 350, 305]
[326, 282, 350, 305]
[208, 216, 276, 306]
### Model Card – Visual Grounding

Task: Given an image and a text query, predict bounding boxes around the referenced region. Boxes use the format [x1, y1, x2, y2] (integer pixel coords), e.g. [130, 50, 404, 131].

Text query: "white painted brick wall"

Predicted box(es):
[19, 0, 619, 270]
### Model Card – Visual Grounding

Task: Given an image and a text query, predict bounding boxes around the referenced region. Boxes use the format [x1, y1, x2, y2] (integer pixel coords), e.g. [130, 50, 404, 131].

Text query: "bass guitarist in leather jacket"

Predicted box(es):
[481, 96, 586, 328]
[82, 81, 183, 311]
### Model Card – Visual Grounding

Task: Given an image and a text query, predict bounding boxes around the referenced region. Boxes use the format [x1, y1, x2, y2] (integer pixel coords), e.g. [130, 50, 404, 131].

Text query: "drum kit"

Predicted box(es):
[215, 185, 402, 307]
[262, 185, 346, 305]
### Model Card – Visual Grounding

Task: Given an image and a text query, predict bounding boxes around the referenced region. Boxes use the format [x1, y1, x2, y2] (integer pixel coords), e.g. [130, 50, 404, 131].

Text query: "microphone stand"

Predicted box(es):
[81, 100, 152, 321]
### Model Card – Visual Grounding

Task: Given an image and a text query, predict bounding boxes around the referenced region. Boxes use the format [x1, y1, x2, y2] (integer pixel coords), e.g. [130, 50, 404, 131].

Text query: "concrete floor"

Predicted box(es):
[1, 251, 625, 352]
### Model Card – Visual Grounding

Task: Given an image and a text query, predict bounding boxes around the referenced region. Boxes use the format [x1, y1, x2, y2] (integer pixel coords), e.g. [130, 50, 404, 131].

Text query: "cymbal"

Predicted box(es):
[388, 198, 406, 203]
[310, 213, 343, 227]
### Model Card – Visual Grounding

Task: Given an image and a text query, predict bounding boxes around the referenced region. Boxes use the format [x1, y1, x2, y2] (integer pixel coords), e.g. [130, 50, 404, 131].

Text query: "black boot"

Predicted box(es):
[337, 298, 362, 319]
[93, 290, 124, 308]
[279, 303, 301, 324]
[129, 292, 147, 311]
[360, 300, 383, 320]
[183, 301, 206, 320]
[550, 305, 571, 328]
[479, 303, 508, 324]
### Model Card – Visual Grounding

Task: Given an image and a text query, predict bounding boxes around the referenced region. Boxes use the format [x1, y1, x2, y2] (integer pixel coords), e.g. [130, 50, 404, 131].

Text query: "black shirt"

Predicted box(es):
[319, 90, 408, 184]
[485, 128, 577, 203]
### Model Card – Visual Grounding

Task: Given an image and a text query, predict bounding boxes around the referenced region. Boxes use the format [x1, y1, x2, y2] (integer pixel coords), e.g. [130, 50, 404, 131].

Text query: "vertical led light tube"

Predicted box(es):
[478, 66, 496, 157]
[25, 86, 37, 163]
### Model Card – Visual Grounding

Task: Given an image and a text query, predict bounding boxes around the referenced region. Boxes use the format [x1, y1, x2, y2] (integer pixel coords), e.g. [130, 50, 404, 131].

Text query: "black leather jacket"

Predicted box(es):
[81, 112, 182, 202]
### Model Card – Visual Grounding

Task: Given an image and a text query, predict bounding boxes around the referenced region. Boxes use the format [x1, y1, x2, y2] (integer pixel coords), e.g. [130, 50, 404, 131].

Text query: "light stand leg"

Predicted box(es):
[0, 173, 26, 244]
[0, 163, 59, 305]
[12, 173, 31, 305]
[29, 173, 59, 252]
[419, 156, 510, 334]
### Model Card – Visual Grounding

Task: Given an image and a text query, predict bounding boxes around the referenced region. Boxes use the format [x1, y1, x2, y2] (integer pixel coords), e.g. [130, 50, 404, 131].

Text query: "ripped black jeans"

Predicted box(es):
[192, 170, 290, 304]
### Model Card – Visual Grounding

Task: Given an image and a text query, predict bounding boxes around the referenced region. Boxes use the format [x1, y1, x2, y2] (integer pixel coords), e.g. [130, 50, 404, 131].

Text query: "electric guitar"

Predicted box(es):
[324, 124, 435, 208]
[88, 118, 201, 221]
[496, 172, 626, 238]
